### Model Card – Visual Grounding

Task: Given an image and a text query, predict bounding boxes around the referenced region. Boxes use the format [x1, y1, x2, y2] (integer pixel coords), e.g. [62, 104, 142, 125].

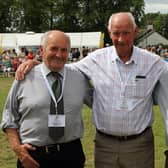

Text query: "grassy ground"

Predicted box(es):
[0, 77, 167, 168]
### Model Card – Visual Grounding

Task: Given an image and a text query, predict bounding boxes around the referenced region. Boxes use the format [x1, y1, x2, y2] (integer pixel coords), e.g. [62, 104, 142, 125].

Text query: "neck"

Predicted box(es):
[119, 55, 131, 63]
[118, 47, 133, 63]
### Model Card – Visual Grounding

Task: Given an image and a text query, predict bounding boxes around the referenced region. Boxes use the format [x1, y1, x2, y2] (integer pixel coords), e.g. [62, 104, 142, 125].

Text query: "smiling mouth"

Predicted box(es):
[51, 57, 63, 62]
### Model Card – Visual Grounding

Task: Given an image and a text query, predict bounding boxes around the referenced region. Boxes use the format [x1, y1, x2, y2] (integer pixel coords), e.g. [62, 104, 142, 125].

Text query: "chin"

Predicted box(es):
[51, 65, 63, 71]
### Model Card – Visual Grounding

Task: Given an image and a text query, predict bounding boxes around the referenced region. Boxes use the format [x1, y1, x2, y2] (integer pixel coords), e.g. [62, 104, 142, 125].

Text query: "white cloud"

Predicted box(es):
[145, 4, 168, 13]
[145, 0, 168, 4]
[144, 1, 168, 13]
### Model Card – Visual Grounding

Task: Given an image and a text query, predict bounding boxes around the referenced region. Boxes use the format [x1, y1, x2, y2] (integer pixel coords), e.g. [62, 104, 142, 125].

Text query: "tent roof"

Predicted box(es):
[67, 32, 102, 48]
[0, 34, 17, 49]
[137, 31, 168, 47]
[17, 33, 43, 47]
[0, 32, 103, 50]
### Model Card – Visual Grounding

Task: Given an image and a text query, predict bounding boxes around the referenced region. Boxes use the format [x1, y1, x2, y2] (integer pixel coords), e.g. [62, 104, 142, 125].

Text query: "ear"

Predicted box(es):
[39, 45, 44, 56]
[108, 29, 113, 40]
[134, 27, 139, 36]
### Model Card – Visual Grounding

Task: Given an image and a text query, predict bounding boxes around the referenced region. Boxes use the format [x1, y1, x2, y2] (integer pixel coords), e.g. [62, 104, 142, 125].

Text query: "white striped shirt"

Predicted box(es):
[73, 46, 168, 137]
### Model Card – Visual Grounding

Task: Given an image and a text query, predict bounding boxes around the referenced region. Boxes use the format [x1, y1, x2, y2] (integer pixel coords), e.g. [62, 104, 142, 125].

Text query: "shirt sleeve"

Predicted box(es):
[83, 77, 94, 108]
[1, 80, 20, 131]
[71, 52, 96, 79]
[153, 68, 168, 145]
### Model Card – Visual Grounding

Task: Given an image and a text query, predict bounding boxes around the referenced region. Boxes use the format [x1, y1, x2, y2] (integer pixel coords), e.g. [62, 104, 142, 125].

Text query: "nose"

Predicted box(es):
[118, 34, 124, 42]
[55, 48, 64, 57]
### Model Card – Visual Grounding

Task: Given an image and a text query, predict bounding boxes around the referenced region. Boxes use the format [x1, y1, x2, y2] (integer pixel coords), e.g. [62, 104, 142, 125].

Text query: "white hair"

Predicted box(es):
[108, 12, 137, 31]
[40, 30, 71, 51]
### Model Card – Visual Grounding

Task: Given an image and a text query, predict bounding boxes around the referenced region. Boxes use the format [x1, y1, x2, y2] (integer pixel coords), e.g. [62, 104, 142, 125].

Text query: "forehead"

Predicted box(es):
[47, 33, 69, 48]
[111, 15, 134, 31]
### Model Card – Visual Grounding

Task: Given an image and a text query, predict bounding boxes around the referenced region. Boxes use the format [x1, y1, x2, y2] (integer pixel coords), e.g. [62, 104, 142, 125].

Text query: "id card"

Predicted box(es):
[119, 98, 128, 109]
[48, 114, 65, 127]
[115, 97, 129, 110]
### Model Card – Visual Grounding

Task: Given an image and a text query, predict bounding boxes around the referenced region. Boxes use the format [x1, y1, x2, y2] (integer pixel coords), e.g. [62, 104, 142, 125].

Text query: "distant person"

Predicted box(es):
[2, 55, 12, 77]
[27, 51, 34, 60]
[72, 48, 80, 61]
[82, 46, 88, 58]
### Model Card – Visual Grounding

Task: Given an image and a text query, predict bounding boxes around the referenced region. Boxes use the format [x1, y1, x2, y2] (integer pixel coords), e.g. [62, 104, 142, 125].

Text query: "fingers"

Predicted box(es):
[15, 69, 24, 80]
[15, 62, 29, 80]
[23, 64, 31, 75]
[19, 144, 40, 168]
[24, 143, 36, 151]
[15, 64, 26, 80]
[15, 60, 37, 80]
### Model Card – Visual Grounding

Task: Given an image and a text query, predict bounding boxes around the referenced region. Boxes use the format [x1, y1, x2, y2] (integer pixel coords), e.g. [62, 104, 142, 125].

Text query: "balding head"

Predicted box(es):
[108, 12, 137, 32]
[40, 30, 71, 71]
[41, 30, 71, 52]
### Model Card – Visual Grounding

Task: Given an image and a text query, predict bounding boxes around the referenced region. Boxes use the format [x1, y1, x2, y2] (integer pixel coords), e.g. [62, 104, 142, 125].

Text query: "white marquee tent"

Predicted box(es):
[0, 32, 104, 52]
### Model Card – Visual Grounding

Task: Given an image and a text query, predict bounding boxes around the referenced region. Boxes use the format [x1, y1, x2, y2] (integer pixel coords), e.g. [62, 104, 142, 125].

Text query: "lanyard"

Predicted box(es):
[40, 65, 66, 112]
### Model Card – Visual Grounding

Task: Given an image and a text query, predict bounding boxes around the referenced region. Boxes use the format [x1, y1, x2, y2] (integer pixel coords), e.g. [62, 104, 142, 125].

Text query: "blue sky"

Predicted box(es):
[144, 0, 168, 13]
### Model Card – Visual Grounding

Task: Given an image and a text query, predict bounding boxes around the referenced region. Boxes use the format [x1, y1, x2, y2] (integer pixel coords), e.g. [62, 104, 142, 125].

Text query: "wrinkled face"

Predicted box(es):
[41, 31, 69, 71]
[109, 14, 138, 58]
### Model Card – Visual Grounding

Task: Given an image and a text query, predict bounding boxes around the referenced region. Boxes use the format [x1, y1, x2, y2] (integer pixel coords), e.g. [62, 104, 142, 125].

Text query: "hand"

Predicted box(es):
[15, 59, 39, 80]
[16, 143, 40, 168]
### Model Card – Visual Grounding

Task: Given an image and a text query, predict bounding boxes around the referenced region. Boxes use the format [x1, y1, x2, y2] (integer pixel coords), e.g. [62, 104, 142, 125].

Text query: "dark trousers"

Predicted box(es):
[17, 139, 85, 168]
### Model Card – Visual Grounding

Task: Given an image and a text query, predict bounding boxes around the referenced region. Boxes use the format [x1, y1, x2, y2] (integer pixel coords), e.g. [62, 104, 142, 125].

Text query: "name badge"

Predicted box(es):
[115, 97, 129, 110]
[48, 114, 65, 127]
[119, 99, 128, 109]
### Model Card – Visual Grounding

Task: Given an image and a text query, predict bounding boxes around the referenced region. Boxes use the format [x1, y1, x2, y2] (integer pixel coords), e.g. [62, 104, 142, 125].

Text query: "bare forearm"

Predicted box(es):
[5, 128, 39, 168]
[5, 128, 21, 154]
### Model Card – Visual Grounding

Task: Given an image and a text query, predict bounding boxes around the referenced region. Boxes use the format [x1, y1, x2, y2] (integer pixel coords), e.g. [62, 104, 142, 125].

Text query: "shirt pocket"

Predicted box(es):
[134, 78, 148, 98]
[124, 78, 148, 98]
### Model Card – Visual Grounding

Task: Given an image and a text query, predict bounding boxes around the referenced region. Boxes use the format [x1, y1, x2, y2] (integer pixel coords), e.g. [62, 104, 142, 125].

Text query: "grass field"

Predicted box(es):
[0, 77, 167, 168]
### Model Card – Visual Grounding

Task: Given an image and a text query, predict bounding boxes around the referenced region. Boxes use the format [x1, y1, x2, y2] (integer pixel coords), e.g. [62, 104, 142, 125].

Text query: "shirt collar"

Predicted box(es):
[41, 62, 64, 77]
[111, 46, 138, 65]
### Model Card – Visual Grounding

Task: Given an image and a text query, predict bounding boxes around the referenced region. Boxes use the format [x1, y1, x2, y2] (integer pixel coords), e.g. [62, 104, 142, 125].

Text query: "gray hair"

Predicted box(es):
[40, 30, 71, 52]
[108, 12, 137, 31]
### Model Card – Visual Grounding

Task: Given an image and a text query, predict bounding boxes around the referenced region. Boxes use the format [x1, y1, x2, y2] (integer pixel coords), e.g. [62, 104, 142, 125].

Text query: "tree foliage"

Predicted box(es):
[3, 0, 168, 43]
[0, 0, 15, 32]
[143, 13, 168, 39]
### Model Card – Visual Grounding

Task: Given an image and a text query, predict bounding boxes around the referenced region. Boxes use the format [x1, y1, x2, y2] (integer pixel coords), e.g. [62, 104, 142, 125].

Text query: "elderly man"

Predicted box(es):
[1, 30, 92, 168]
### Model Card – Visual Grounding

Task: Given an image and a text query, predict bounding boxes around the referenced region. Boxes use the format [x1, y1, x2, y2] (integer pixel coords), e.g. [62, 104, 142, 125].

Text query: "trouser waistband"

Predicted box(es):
[97, 127, 151, 141]
[33, 139, 81, 153]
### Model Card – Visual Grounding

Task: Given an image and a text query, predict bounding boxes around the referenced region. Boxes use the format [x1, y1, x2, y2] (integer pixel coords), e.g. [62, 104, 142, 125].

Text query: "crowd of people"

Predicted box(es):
[1, 42, 168, 78]
[0, 45, 98, 77]
[145, 45, 168, 61]
[0, 47, 42, 77]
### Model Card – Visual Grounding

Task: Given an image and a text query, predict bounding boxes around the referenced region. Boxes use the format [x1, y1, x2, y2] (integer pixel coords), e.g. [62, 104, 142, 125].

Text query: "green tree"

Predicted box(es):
[79, 0, 144, 44]
[51, 0, 82, 32]
[0, 0, 15, 32]
[142, 13, 168, 39]
[18, 0, 49, 32]
[1, 0, 145, 42]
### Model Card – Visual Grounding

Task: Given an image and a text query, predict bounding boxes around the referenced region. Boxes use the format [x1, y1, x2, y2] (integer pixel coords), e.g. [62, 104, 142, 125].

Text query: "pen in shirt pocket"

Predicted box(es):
[136, 75, 146, 79]
[135, 75, 146, 81]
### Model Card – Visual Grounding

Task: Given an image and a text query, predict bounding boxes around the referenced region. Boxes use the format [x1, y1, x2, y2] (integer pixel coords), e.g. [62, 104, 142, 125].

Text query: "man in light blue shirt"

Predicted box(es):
[72, 12, 168, 168]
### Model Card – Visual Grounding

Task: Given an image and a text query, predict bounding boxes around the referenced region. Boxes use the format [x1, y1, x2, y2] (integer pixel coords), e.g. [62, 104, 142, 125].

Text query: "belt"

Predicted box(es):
[97, 127, 151, 141]
[33, 139, 80, 154]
